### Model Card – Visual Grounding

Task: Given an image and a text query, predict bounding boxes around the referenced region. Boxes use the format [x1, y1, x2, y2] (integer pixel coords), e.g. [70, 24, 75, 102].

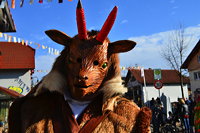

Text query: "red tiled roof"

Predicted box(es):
[0, 86, 23, 98]
[129, 69, 190, 84]
[0, 42, 35, 69]
[181, 40, 200, 69]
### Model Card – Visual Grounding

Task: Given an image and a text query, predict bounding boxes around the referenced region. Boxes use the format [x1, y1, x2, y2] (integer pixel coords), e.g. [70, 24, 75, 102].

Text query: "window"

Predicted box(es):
[194, 71, 200, 80]
[198, 55, 200, 63]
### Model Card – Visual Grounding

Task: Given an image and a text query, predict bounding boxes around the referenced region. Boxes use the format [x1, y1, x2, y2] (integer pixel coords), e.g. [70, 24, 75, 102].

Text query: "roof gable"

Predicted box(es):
[0, 42, 35, 69]
[127, 69, 189, 84]
[181, 40, 200, 69]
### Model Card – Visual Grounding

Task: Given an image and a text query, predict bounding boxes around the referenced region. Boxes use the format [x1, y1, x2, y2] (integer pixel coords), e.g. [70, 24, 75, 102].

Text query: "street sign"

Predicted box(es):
[154, 80, 163, 89]
[154, 69, 162, 80]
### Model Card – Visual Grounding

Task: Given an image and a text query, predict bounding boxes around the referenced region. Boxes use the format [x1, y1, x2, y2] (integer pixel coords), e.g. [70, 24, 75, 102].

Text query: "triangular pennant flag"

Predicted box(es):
[39, 0, 43, 3]
[4, 34, 7, 40]
[29, 0, 34, 4]
[47, 0, 52, 2]
[42, 45, 46, 49]
[25, 40, 28, 46]
[35, 43, 40, 49]
[51, 48, 54, 54]
[8, 36, 12, 42]
[0, 32, 3, 37]
[21, 40, 24, 45]
[48, 47, 51, 53]
[11, 0, 15, 9]
[13, 37, 17, 43]
[18, 38, 21, 43]
[20, 0, 24, 7]
[58, 0, 63, 3]
[54, 49, 56, 55]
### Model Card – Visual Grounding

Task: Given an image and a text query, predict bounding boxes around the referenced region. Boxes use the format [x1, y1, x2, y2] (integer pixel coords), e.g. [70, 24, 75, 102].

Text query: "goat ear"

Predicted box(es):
[108, 40, 136, 54]
[45, 29, 72, 46]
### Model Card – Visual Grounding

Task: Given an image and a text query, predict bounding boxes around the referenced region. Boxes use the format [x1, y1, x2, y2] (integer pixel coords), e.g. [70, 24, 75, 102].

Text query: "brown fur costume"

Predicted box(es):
[8, 1, 151, 133]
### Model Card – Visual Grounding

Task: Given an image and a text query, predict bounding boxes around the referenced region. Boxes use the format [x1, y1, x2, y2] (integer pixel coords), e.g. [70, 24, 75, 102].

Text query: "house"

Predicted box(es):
[0, 42, 35, 95]
[181, 40, 200, 98]
[0, 42, 35, 122]
[0, 0, 16, 32]
[124, 68, 190, 104]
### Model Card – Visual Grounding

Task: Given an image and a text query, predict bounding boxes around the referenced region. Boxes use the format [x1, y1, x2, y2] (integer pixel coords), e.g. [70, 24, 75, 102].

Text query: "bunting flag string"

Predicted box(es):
[9, 0, 72, 9]
[0, 32, 61, 55]
[33, 69, 50, 73]
[33, 66, 141, 73]
[120, 66, 143, 71]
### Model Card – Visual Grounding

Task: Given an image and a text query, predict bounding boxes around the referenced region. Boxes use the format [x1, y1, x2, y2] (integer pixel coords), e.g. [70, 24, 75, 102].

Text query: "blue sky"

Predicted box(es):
[4, 0, 200, 79]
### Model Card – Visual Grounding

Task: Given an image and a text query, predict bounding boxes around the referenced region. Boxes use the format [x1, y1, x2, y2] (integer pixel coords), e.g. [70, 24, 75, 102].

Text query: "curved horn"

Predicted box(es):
[76, 0, 88, 40]
[96, 6, 118, 43]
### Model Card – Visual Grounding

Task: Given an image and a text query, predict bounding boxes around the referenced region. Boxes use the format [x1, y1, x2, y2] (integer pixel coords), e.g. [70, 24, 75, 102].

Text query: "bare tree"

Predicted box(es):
[161, 24, 192, 99]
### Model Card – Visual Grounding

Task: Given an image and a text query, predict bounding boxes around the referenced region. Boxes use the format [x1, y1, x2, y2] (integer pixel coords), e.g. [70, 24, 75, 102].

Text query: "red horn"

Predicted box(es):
[96, 6, 118, 43]
[76, 0, 88, 40]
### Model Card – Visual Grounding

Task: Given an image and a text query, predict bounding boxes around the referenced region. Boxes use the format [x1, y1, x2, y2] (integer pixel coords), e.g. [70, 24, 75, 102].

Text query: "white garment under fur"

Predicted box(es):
[64, 94, 91, 119]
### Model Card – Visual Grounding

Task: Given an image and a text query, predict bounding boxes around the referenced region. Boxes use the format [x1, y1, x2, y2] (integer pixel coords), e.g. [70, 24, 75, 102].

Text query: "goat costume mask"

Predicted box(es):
[8, 0, 152, 133]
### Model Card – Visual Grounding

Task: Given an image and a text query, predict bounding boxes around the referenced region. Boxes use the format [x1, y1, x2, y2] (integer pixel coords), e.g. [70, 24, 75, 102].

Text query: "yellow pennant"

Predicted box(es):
[0, 32, 3, 37]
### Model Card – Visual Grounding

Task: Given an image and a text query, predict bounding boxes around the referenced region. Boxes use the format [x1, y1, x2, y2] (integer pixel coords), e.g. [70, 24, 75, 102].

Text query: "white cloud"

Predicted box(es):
[121, 20, 128, 24]
[120, 25, 200, 70]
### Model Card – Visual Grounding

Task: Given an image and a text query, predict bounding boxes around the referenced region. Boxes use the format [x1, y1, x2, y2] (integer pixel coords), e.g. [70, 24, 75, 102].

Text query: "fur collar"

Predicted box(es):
[33, 70, 127, 102]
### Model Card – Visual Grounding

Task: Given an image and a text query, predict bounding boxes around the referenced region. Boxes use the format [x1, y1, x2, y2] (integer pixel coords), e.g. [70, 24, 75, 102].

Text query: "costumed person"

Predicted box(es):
[8, 0, 152, 133]
[194, 90, 200, 133]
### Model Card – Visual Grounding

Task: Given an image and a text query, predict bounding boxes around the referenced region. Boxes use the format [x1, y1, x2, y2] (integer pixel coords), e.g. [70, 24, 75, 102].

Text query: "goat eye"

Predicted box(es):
[102, 62, 107, 68]
[93, 60, 99, 66]
[77, 58, 82, 63]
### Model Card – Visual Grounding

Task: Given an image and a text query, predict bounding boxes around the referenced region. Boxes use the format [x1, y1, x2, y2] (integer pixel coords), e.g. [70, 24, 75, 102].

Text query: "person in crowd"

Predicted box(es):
[166, 111, 174, 124]
[150, 97, 156, 110]
[179, 98, 191, 133]
[156, 97, 163, 107]
[152, 98, 165, 133]
[171, 102, 180, 127]
[194, 91, 200, 133]
[187, 96, 195, 133]
[152, 104, 163, 133]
